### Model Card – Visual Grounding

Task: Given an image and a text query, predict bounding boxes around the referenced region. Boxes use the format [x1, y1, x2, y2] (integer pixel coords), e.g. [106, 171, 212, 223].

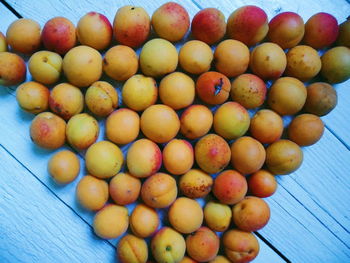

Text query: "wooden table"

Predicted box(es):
[0, 0, 349, 262]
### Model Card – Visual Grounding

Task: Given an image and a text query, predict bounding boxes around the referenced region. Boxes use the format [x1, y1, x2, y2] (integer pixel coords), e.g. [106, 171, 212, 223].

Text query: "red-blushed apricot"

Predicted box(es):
[127, 138, 162, 178]
[196, 71, 231, 105]
[6, 18, 41, 54]
[267, 12, 304, 49]
[151, 227, 186, 263]
[250, 109, 284, 144]
[304, 12, 339, 49]
[141, 173, 177, 208]
[179, 169, 213, 199]
[227, 5, 268, 47]
[232, 196, 270, 232]
[16, 81, 50, 114]
[152, 2, 190, 42]
[250, 42, 287, 80]
[180, 105, 213, 140]
[288, 114, 324, 146]
[204, 201, 232, 232]
[109, 172, 141, 205]
[113, 6, 150, 48]
[214, 40, 249, 78]
[321, 46, 350, 84]
[195, 134, 231, 174]
[30, 112, 66, 150]
[169, 197, 203, 234]
[213, 170, 247, 205]
[191, 8, 226, 45]
[106, 108, 140, 145]
[230, 136, 266, 175]
[76, 175, 108, 211]
[304, 82, 337, 116]
[230, 74, 266, 109]
[0, 52, 26, 86]
[41, 17, 76, 55]
[337, 17, 350, 47]
[186, 227, 220, 262]
[117, 234, 148, 263]
[93, 204, 129, 239]
[48, 150, 80, 184]
[266, 139, 303, 175]
[223, 229, 259, 263]
[248, 170, 277, 198]
[130, 204, 159, 238]
[77, 12, 112, 50]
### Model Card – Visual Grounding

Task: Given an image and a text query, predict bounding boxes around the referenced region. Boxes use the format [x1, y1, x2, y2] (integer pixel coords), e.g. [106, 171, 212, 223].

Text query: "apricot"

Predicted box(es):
[227, 5, 268, 46]
[106, 108, 140, 145]
[77, 12, 112, 50]
[231, 136, 266, 175]
[214, 102, 250, 140]
[122, 74, 157, 111]
[230, 74, 266, 109]
[0, 32, 7, 52]
[152, 2, 190, 42]
[179, 169, 213, 199]
[213, 170, 247, 205]
[163, 139, 193, 176]
[214, 40, 250, 78]
[140, 38, 178, 78]
[63, 45, 102, 87]
[288, 114, 324, 146]
[250, 42, 287, 80]
[76, 175, 108, 211]
[16, 81, 49, 114]
[196, 71, 231, 105]
[49, 83, 84, 120]
[93, 204, 129, 239]
[180, 256, 198, 263]
[41, 17, 76, 55]
[195, 134, 231, 174]
[337, 17, 350, 47]
[250, 109, 284, 144]
[304, 82, 337, 116]
[248, 170, 277, 198]
[209, 256, 230, 263]
[179, 40, 213, 75]
[0, 52, 26, 86]
[141, 173, 177, 208]
[141, 104, 180, 144]
[151, 227, 186, 263]
[267, 12, 304, 49]
[117, 234, 148, 263]
[30, 112, 66, 150]
[130, 204, 159, 238]
[266, 139, 303, 175]
[127, 139, 162, 178]
[85, 141, 124, 179]
[304, 12, 339, 49]
[113, 5, 150, 48]
[85, 81, 118, 117]
[204, 201, 232, 232]
[186, 227, 220, 262]
[109, 172, 141, 205]
[191, 8, 226, 45]
[180, 105, 213, 140]
[66, 113, 99, 150]
[285, 45, 321, 81]
[6, 18, 41, 54]
[233, 196, 270, 232]
[159, 72, 195, 110]
[169, 197, 203, 234]
[223, 229, 259, 263]
[28, 51, 62, 85]
[321, 46, 350, 83]
[48, 150, 80, 184]
[103, 45, 138, 81]
[268, 77, 307, 116]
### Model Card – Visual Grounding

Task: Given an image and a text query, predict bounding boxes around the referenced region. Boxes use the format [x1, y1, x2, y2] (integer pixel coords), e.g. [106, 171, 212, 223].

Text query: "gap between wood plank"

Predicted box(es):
[0, 0, 22, 17]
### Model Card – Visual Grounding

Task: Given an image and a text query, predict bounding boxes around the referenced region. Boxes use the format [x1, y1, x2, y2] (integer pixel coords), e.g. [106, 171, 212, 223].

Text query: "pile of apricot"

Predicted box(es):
[1, 2, 349, 263]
